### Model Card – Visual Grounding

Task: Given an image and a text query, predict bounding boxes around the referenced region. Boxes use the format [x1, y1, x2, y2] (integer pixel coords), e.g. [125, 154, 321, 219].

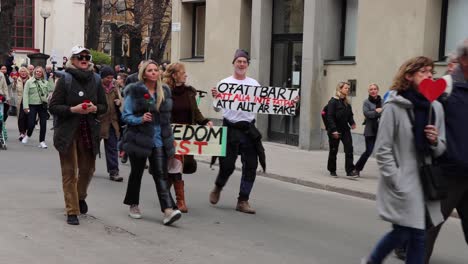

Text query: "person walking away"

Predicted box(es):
[362, 56, 446, 264]
[21, 66, 54, 148]
[164, 62, 213, 213]
[355, 83, 382, 176]
[326, 81, 359, 178]
[49, 45, 108, 225]
[98, 66, 123, 182]
[209, 49, 266, 214]
[121, 60, 181, 225]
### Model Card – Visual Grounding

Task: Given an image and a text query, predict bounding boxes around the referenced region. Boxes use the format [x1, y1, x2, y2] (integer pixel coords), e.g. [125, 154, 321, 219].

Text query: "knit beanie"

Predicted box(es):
[100, 66, 115, 79]
[232, 49, 250, 64]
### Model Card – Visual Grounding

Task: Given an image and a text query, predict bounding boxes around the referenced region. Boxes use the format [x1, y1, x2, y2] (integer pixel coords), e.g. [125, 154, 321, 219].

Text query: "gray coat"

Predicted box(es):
[363, 99, 380, 137]
[374, 92, 446, 229]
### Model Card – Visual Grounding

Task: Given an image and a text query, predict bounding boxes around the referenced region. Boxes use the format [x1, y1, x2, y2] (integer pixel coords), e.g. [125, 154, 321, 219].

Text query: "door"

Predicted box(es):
[268, 39, 302, 145]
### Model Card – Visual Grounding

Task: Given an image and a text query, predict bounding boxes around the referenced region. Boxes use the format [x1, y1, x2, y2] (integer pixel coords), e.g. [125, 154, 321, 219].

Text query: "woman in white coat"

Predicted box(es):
[363, 56, 446, 264]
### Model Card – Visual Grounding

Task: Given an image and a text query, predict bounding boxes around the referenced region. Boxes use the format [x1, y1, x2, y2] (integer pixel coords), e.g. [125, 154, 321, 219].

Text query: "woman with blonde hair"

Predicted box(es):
[355, 83, 382, 175]
[121, 60, 181, 225]
[22, 66, 54, 148]
[326, 81, 358, 178]
[362, 56, 446, 264]
[16, 67, 30, 141]
[163, 62, 212, 213]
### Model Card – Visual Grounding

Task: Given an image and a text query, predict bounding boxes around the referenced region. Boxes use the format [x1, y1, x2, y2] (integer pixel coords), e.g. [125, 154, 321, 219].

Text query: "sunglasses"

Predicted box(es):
[74, 54, 92, 61]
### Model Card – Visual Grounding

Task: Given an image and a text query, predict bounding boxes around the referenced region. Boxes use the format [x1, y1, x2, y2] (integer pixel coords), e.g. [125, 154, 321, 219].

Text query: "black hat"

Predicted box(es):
[232, 49, 250, 64]
[100, 66, 115, 78]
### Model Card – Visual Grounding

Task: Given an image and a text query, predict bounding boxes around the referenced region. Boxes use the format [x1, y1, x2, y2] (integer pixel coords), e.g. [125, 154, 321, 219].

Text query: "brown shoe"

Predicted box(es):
[209, 186, 222, 205]
[236, 200, 256, 214]
[173, 180, 188, 213]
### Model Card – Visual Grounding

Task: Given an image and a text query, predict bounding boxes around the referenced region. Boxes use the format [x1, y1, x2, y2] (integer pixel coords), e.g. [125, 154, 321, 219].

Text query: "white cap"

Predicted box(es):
[70, 45, 90, 56]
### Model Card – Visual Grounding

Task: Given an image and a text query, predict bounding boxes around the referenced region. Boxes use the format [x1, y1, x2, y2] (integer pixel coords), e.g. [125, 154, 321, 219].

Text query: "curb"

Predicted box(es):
[198, 159, 459, 219]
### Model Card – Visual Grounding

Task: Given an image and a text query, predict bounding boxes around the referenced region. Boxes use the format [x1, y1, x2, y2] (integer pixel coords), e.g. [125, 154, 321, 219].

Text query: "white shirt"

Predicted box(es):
[216, 76, 259, 123]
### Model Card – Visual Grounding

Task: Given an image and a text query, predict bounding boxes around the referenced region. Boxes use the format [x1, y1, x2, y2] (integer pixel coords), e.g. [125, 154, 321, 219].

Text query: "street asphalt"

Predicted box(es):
[0, 119, 467, 263]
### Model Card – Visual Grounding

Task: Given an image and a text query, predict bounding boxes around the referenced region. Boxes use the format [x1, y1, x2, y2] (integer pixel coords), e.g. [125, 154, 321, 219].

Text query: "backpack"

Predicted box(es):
[321, 104, 329, 130]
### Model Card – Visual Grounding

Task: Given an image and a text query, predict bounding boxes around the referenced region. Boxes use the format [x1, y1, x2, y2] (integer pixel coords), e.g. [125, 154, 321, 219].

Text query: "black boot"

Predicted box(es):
[79, 200, 88, 214]
[67, 215, 79, 225]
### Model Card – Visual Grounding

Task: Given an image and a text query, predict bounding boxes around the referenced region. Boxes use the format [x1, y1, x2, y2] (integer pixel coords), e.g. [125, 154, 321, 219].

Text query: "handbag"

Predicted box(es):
[407, 110, 447, 200]
[183, 155, 197, 174]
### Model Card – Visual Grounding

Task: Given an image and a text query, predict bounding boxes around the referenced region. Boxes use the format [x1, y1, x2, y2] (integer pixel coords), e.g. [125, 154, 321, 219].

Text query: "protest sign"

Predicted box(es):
[212, 83, 299, 116]
[172, 124, 227, 157]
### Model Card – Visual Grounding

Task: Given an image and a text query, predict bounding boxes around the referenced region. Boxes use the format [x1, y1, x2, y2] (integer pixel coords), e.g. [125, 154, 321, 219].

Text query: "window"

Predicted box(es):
[192, 3, 206, 58]
[14, 0, 35, 49]
[340, 0, 358, 59]
[348, 79, 357, 97]
[440, 0, 468, 58]
[272, 0, 304, 34]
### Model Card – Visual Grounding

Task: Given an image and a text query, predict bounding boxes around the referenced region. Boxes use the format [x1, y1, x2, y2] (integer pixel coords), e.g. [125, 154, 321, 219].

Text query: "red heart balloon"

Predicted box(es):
[419, 78, 447, 102]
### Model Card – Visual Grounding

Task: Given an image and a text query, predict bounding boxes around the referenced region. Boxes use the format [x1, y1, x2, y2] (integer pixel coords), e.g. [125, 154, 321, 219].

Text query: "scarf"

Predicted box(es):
[400, 88, 434, 153]
[368, 95, 382, 108]
[104, 81, 115, 94]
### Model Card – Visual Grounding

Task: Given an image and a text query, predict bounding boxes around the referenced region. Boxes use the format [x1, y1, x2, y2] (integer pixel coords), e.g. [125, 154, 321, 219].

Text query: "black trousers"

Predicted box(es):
[27, 104, 48, 142]
[2, 103, 9, 122]
[327, 130, 355, 174]
[355, 136, 376, 172]
[17, 100, 28, 134]
[124, 147, 177, 212]
[425, 167, 468, 263]
[215, 127, 258, 201]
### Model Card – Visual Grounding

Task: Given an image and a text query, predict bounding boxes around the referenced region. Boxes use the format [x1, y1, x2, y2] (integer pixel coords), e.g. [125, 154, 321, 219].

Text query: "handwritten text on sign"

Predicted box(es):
[172, 124, 227, 157]
[213, 83, 299, 115]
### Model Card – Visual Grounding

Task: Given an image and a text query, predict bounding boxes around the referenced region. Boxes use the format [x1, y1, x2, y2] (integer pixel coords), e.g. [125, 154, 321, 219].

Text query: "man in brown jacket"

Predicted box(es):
[99, 66, 123, 182]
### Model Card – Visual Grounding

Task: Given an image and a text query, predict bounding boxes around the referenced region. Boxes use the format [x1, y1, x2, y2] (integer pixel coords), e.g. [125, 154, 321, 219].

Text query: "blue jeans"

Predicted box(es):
[369, 224, 425, 264]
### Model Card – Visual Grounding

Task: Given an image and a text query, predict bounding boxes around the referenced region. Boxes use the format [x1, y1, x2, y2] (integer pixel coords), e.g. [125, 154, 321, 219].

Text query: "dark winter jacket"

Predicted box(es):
[326, 97, 356, 134]
[121, 81, 175, 158]
[171, 85, 209, 125]
[440, 65, 468, 170]
[49, 63, 108, 155]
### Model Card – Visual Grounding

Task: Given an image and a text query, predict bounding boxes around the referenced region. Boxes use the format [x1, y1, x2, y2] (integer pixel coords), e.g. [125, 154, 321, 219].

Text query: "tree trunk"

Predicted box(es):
[0, 0, 17, 63]
[149, 0, 171, 63]
[85, 0, 103, 50]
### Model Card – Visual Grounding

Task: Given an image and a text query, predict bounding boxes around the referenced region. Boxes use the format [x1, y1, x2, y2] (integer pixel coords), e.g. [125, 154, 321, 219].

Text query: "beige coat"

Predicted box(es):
[0, 74, 9, 101]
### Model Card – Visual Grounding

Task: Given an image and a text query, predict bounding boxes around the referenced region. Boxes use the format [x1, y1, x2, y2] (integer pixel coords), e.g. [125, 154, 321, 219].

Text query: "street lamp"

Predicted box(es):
[40, 8, 51, 54]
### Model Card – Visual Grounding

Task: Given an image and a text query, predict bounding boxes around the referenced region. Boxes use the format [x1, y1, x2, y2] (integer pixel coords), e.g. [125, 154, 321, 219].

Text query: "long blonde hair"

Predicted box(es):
[335, 81, 350, 105]
[163, 62, 185, 88]
[18, 66, 30, 82]
[138, 60, 165, 111]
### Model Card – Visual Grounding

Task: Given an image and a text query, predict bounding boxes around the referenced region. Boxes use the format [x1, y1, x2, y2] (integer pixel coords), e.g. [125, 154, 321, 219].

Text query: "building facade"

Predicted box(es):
[12, 0, 86, 66]
[171, 0, 467, 151]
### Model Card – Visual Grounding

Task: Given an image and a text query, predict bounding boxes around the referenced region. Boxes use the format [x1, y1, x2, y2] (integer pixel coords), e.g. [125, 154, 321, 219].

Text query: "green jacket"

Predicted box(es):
[22, 78, 53, 108]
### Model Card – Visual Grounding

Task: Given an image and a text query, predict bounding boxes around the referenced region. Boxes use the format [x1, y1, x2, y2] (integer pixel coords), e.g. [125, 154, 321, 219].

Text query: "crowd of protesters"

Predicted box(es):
[1, 38, 468, 264]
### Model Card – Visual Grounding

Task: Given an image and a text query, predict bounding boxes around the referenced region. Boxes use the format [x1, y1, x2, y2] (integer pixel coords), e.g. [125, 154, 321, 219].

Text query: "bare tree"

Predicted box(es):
[148, 0, 171, 62]
[85, 0, 103, 50]
[0, 0, 17, 63]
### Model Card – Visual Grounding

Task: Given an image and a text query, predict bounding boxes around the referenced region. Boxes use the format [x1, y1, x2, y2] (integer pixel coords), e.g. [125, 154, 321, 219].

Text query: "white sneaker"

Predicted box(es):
[129, 205, 142, 219]
[38, 141, 48, 149]
[163, 209, 182, 226]
[21, 136, 29, 144]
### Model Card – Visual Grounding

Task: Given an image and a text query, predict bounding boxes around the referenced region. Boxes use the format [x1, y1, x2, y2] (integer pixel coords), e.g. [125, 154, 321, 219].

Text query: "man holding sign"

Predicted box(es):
[210, 49, 264, 214]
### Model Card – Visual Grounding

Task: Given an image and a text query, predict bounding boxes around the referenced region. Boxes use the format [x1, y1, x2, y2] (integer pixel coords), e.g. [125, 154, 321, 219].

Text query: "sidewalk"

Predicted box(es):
[197, 141, 380, 200]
